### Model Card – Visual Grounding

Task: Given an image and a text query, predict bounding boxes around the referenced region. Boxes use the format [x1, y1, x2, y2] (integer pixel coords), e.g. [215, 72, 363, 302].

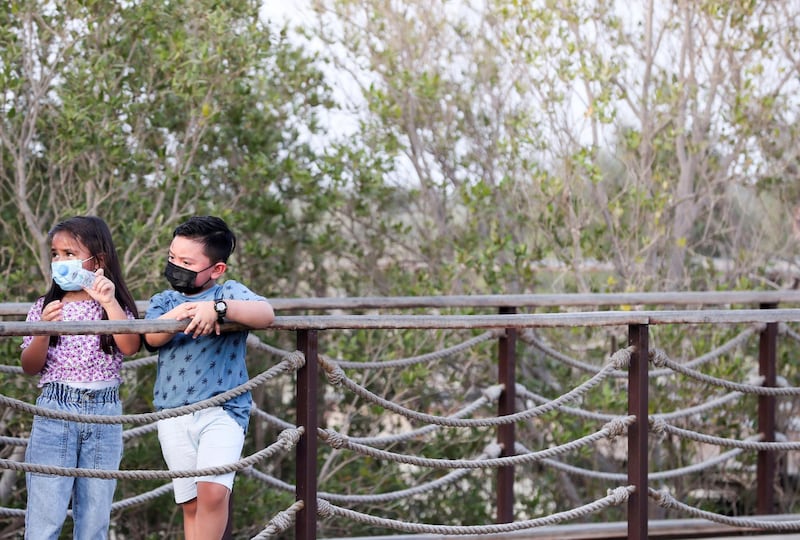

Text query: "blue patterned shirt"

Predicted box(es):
[145, 280, 267, 434]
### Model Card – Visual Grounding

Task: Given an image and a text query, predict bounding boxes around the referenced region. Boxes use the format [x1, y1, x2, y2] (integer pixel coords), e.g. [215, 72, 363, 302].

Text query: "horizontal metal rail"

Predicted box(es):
[2, 290, 800, 317]
[2, 308, 800, 336]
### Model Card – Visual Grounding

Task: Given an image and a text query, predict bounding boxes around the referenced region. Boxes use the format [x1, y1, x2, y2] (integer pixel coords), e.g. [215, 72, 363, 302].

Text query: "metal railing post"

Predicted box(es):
[296, 330, 319, 540]
[627, 324, 649, 540]
[758, 303, 778, 515]
[496, 307, 517, 523]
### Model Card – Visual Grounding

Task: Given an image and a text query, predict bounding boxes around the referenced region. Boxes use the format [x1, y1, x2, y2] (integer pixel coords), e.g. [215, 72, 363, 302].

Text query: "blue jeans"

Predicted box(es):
[25, 383, 123, 540]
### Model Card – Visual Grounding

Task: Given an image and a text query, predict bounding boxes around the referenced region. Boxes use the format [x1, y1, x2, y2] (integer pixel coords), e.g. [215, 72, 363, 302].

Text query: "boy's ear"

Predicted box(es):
[212, 262, 227, 278]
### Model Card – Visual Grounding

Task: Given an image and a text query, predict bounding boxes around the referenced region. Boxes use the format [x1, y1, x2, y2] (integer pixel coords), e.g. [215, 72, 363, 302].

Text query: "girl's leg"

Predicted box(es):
[24, 409, 77, 540]
[72, 390, 123, 540]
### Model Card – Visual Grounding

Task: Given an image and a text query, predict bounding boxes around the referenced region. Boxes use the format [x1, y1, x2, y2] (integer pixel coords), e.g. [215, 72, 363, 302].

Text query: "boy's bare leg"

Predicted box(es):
[182, 498, 199, 539]
[190, 482, 231, 540]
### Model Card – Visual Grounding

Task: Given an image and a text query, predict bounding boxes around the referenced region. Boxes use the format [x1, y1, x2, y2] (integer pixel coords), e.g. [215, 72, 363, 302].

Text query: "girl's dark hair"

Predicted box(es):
[43, 216, 139, 353]
[173, 215, 236, 263]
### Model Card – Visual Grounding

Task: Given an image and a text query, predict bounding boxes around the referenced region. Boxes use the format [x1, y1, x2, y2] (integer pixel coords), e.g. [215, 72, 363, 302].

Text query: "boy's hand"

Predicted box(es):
[181, 301, 220, 339]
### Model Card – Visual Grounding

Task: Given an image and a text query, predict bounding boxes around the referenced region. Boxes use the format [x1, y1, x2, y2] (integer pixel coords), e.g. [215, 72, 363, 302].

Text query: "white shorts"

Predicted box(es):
[157, 407, 245, 504]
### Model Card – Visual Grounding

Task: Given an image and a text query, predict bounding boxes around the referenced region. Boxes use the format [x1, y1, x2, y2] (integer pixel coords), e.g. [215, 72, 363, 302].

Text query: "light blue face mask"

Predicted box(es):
[51, 257, 94, 291]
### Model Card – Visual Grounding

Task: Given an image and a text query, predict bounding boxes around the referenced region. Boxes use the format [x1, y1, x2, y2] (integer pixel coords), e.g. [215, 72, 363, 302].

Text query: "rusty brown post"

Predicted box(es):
[296, 330, 319, 540]
[627, 324, 649, 540]
[757, 303, 778, 515]
[496, 306, 517, 524]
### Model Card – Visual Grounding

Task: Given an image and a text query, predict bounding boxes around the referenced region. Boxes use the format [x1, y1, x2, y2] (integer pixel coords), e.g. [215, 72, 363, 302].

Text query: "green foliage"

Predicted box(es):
[3, 0, 800, 535]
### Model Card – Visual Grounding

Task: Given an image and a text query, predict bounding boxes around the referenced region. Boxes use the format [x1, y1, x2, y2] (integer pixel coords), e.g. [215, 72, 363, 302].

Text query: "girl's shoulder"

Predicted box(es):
[25, 297, 46, 321]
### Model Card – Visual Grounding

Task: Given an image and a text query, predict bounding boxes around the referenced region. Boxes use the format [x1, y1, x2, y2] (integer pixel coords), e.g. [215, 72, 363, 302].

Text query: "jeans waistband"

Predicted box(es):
[41, 382, 120, 403]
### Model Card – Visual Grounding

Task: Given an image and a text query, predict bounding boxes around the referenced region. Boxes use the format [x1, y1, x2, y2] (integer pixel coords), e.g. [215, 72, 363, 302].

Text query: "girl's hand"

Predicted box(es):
[41, 300, 63, 322]
[86, 269, 117, 306]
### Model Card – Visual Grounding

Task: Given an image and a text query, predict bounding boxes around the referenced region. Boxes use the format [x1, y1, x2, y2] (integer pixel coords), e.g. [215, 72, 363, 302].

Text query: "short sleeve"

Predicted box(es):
[20, 298, 45, 350]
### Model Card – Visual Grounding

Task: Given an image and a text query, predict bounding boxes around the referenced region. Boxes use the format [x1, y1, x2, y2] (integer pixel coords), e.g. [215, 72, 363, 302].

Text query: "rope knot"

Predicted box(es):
[651, 487, 676, 509]
[285, 350, 306, 370]
[316, 498, 333, 518]
[278, 427, 303, 448]
[609, 347, 633, 370]
[265, 506, 297, 535]
[602, 417, 630, 441]
[607, 485, 633, 505]
[649, 348, 668, 368]
[648, 416, 667, 437]
[320, 429, 347, 449]
[318, 355, 345, 385]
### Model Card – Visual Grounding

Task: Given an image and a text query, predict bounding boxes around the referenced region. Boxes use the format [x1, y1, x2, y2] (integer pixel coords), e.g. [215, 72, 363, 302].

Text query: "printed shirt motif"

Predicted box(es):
[21, 298, 132, 387]
[145, 280, 268, 434]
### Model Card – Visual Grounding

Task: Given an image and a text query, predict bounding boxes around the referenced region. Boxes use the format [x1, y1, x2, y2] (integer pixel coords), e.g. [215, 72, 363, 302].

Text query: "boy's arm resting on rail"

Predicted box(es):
[223, 299, 275, 328]
[142, 303, 188, 349]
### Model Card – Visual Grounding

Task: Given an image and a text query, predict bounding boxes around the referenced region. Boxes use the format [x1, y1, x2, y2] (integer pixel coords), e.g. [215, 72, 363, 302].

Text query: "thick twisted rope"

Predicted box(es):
[522, 444, 745, 482]
[249, 501, 305, 540]
[122, 421, 159, 441]
[0, 364, 22, 374]
[521, 325, 761, 379]
[111, 483, 174, 511]
[520, 329, 627, 375]
[515, 384, 617, 422]
[315, 486, 634, 535]
[249, 386, 503, 448]
[0, 435, 27, 446]
[650, 349, 800, 395]
[653, 420, 800, 451]
[318, 352, 627, 428]
[348, 386, 502, 446]
[328, 329, 503, 369]
[244, 460, 484, 505]
[649, 487, 800, 531]
[328, 443, 502, 504]
[516, 382, 745, 425]
[0, 427, 302, 479]
[651, 391, 744, 421]
[319, 416, 634, 470]
[0, 352, 304, 424]
[251, 405, 296, 430]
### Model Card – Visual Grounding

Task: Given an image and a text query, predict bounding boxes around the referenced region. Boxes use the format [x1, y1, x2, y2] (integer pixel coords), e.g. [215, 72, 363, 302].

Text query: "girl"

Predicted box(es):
[20, 216, 141, 540]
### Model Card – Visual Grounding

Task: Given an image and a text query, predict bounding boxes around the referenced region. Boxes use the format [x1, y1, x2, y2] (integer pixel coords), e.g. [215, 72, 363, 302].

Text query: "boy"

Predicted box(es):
[144, 216, 275, 540]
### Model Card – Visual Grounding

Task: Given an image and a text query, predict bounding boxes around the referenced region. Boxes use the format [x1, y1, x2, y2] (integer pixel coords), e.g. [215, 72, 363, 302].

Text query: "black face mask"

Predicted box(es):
[164, 261, 213, 295]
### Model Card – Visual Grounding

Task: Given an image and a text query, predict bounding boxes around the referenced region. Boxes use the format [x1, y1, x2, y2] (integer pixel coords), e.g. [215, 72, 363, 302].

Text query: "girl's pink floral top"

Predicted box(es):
[21, 297, 134, 387]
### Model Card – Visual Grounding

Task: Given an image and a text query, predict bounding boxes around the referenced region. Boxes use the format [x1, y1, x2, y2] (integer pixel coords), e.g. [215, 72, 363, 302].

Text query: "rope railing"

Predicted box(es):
[314, 486, 636, 535]
[2, 301, 800, 540]
[0, 427, 303, 480]
[317, 350, 629, 428]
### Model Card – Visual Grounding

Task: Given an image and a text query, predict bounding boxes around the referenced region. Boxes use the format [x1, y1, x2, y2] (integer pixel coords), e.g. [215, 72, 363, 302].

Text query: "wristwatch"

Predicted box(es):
[214, 298, 228, 323]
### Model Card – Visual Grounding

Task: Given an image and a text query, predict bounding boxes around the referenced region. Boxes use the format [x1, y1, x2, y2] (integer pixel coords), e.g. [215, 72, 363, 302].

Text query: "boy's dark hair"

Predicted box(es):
[173, 216, 236, 263]
[44, 215, 139, 353]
